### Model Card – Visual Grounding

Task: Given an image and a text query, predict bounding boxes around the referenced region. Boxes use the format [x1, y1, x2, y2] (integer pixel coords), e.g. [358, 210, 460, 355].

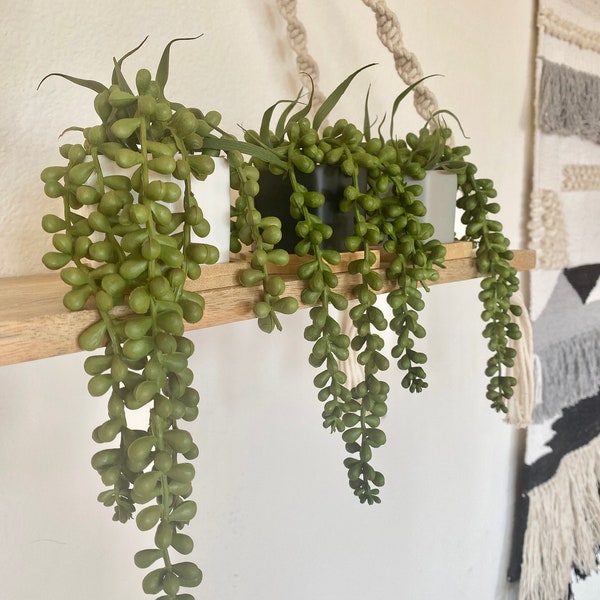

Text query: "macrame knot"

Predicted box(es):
[276, 0, 296, 20]
[277, 0, 443, 123]
[359, 0, 440, 121]
[393, 49, 420, 83]
[369, 1, 404, 50]
[276, 0, 326, 108]
[414, 88, 437, 119]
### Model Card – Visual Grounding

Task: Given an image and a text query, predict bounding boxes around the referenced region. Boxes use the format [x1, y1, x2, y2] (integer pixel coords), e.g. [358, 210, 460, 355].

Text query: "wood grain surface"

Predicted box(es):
[0, 243, 535, 366]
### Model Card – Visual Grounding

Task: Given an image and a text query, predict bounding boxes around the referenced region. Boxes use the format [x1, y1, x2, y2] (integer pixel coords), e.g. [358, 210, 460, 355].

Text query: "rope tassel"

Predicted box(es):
[505, 289, 536, 427]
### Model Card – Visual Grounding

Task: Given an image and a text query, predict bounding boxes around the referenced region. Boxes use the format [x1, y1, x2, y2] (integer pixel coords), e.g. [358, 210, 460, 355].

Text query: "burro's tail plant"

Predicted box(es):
[39, 36, 227, 599]
[230, 68, 521, 505]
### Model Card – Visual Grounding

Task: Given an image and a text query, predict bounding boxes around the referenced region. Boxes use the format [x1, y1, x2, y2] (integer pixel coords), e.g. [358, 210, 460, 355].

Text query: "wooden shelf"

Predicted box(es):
[0, 243, 535, 366]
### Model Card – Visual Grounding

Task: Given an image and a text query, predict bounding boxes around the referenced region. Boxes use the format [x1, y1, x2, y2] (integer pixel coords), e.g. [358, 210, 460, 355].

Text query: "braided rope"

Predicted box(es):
[276, 0, 440, 121]
[359, 0, 439, 120]
[276, 0, 327, 109]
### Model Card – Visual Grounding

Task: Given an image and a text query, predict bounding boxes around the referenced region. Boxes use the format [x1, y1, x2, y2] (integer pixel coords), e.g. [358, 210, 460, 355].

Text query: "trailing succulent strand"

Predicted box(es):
[457, 163, 521, 412]
[335, 146, 391, 504]
[357, 134, 447, 394]
[39, 37, 226, 599]
[229, 151, 299, 333]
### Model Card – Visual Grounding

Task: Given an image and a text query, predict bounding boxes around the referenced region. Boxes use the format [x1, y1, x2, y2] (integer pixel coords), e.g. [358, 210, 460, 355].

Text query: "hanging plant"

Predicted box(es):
[227, 68, 442, 504]
[230, 68, 521, 505]
[457, 158, 522, 411]
[39, 36, 230, 599]
[388, 116, 522, 411]
[37, 35, 522, 595]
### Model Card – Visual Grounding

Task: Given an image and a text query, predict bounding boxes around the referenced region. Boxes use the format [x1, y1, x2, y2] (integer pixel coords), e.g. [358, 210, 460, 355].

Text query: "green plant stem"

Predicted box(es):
[139, 114, 177, 583]
[232, 163, 284, 331]
[172, 133, 193, 292]
[152, 412, 174, 572]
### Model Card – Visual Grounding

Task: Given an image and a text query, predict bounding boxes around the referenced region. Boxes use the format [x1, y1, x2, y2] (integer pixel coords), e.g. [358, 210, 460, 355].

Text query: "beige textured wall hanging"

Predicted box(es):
[509, 1, 600, 598]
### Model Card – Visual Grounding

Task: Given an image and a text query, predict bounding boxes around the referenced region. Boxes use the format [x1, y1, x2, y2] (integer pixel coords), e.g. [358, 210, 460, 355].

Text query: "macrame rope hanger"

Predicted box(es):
[275, 0, 440, 119]
[275, 0, 534, 426]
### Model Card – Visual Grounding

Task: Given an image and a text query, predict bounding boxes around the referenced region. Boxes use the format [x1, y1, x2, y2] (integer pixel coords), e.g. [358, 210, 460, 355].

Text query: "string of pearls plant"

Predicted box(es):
[39, 37, 230, 599]
[38, 38, 522, 596]
[231, 68, 522, 505]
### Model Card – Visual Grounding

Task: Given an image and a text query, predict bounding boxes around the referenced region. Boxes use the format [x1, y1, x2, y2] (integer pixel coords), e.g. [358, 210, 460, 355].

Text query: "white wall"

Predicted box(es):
[0, 1, 536, 598]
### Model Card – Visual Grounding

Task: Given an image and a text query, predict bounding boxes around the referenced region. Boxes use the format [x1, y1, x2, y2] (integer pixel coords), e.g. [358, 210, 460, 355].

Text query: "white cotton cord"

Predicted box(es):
[359, 0, 440, 121]
[276, 0, 443, 126]
[275, 0, 327, 110]
[340, 304, 364, 391]
[505, 289, 536, 427]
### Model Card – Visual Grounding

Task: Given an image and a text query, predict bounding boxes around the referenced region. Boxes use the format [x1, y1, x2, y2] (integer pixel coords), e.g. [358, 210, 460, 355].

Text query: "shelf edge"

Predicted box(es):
[0, 245, 536, 366]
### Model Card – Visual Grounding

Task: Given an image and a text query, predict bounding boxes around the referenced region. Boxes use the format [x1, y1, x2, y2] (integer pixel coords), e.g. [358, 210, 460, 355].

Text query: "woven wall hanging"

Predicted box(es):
[508, 1, 600, 598]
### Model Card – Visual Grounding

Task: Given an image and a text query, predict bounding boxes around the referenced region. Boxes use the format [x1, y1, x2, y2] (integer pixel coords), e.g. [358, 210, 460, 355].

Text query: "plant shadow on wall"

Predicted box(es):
[38, 36, 521, 599]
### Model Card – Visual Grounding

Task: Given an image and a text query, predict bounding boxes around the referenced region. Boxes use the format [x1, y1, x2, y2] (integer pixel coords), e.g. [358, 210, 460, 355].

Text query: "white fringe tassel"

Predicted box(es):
[506, 290, 536, 427]
[519, 438, 600, 600]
